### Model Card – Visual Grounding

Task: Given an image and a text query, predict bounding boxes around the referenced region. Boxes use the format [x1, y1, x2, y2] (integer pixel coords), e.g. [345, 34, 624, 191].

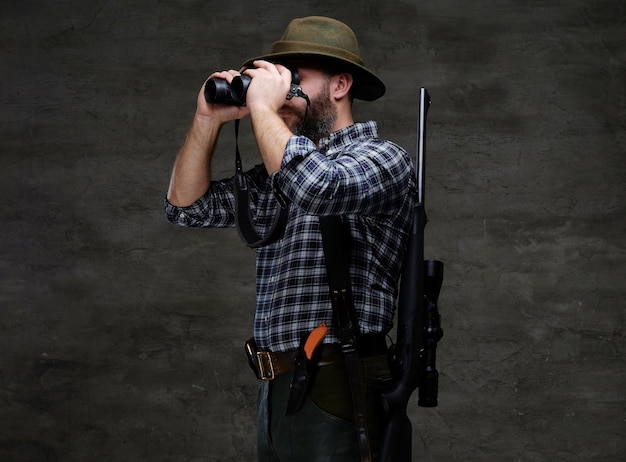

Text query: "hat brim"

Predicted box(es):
[242, 52, 386, 101]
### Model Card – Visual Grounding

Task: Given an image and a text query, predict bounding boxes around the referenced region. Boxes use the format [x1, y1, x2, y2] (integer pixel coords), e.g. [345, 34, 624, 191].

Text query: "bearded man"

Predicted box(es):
[165, 16, 415, 462]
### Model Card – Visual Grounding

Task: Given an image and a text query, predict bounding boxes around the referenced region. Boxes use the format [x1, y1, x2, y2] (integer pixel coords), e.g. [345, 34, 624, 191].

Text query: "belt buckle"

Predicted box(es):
[256, 351, 275, 380]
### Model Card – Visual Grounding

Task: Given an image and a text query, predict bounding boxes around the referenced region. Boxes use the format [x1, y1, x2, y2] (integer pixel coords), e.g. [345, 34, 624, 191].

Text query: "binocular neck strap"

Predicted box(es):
[233, 119, 290, 248]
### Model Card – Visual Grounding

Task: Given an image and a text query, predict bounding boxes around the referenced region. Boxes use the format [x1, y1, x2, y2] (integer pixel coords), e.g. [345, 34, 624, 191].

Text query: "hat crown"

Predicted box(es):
[273, 16, 363, 66]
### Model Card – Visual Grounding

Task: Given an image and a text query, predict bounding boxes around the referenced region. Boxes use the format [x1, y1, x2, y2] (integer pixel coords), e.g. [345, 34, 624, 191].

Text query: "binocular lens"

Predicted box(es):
[205, 78, 230, 104]
[230, 75, 251, 103]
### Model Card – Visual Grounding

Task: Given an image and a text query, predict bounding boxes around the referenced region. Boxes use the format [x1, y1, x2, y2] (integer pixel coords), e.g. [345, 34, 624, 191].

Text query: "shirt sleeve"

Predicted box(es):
[271, 135, 414, 217]
[164, 164, 271, 228]
[164, 177, 237, 228]
[270, 135, 318, 207]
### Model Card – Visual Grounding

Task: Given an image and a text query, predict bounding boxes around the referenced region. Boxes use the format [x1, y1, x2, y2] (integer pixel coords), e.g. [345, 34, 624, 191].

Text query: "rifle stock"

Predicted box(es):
[380, 88, 444, 462]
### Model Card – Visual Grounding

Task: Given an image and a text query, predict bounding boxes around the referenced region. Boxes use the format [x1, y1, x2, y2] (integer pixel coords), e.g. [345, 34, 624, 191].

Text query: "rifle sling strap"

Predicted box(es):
[319, 215, 373, 462]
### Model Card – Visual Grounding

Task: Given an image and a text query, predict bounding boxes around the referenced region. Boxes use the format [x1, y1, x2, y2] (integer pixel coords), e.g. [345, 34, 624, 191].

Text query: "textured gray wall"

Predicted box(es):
[1, 1, 624, 461]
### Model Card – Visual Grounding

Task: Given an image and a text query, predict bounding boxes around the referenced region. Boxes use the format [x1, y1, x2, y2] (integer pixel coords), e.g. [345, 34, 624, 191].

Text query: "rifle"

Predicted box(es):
[380, 88, 444, 461]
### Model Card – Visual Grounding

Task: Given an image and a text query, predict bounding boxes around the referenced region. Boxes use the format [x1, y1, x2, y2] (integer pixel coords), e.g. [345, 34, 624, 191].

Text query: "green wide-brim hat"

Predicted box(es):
[242, 16, 386, 101]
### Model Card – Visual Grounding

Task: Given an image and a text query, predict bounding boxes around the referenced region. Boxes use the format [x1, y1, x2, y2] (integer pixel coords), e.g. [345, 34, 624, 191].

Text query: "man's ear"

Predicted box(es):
[331, 73, 354, 100]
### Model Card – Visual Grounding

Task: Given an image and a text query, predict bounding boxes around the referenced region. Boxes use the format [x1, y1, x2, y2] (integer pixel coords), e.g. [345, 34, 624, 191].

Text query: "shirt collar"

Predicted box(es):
[318, 121, 379, 155]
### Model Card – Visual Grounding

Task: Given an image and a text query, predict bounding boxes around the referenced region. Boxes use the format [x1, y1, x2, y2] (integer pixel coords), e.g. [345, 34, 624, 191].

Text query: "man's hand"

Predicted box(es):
[243, 61, 294, 114]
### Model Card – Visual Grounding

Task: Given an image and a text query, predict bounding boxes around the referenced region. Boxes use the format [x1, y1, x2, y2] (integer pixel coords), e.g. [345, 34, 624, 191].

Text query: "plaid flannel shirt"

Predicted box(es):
[165, 121, 415, 352]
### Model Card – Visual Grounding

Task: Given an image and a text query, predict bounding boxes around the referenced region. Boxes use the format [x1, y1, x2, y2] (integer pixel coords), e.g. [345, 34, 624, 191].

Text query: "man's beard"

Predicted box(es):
[291, 83, 337, 142]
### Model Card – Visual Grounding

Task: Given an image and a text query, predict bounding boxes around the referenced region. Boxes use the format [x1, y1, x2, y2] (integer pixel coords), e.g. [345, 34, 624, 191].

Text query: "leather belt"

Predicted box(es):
[246, 334, 388, 381]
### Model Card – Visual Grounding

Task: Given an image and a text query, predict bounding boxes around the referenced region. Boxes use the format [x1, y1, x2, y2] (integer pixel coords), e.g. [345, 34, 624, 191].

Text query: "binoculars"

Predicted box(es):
[204, 74, 252, 106]
[204, 67, 301, 106]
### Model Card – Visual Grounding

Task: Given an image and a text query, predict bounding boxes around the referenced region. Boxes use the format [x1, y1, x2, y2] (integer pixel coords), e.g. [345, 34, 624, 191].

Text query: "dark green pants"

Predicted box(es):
[256, 355, 389, 462]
